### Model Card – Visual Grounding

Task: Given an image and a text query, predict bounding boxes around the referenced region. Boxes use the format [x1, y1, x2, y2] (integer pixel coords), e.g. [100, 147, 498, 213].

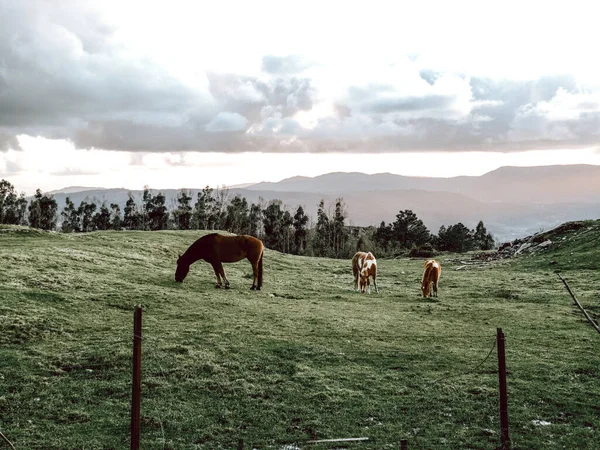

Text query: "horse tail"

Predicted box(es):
[257, 249, 264, 289]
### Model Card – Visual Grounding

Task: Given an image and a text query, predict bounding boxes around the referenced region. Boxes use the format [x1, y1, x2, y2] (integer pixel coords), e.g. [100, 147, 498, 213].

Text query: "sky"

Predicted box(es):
[1, 0, 600, 195]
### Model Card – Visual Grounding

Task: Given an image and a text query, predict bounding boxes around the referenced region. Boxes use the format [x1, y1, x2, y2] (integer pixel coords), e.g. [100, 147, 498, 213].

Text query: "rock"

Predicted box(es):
[515, 243, 532, 255]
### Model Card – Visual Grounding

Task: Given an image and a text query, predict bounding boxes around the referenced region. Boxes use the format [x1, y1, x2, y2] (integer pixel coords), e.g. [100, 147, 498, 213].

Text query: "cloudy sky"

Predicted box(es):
[1, 0, 599, 194]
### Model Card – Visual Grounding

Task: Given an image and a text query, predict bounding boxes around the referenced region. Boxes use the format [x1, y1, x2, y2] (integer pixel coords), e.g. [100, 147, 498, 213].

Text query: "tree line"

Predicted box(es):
[1, 179, 495, 257]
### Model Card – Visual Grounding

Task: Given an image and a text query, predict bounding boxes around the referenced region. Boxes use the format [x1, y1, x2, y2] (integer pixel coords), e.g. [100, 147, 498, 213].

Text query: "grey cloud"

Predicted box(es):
[74, 120, 263, 152]
[1, 159, 21, 175]
[0, 133, 21, 151]
[206, 73, 316, 123]
[361, 95, 455, 114]
[0, 1, 212, 144]
[419, 69, 441, 86]
[205, 112, 248, 132]
[262, 55, 310, 75]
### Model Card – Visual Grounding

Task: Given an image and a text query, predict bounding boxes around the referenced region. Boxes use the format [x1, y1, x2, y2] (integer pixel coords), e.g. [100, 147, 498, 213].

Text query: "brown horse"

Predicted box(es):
[175, 233, 264, 290]
[421, 259, 441, 297]
[352, 251, 378, 294]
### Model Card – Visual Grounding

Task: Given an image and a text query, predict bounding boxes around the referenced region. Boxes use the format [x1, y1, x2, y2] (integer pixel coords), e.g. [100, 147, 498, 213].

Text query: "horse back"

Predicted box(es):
[213, 234, 263, 263]
[423, 259, 441, 282]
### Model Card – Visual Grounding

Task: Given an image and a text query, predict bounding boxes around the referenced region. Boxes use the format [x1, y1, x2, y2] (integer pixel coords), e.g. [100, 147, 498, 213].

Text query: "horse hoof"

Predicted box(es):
[224, 285, 230, 289]
[256, 287, 261, 291]
[215, 284, 221, 289]
[250, 286, 256, 291]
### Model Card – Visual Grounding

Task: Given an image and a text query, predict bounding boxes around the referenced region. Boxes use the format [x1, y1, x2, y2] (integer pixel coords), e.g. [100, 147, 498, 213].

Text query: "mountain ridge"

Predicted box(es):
[39, 164, 600, 243]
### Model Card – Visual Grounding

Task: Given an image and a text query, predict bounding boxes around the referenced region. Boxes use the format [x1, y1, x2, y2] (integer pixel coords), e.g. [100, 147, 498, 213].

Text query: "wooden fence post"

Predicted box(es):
[400, 438, 408, 449]
[131, 305, 142, 450]
[497, 328, 510, 449]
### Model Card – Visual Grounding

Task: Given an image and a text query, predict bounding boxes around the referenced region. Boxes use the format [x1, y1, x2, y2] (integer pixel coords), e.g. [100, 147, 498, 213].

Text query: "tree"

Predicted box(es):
[225, 195, 249, 235]
[123, 194, 141, 230]
[248, 203, 263, 238]
[0, 179, 27, 225]
[93, 203, 112, 231]
[281, 210, 293, 254]
[392, 209, 431, 249]
[293, 205, 309, 254]
[473, 220, 495, 250]
[210, 186, 229, 230]
[146, 191, 169, 231]
[110, 203, 122, 230]
[141, 187, 152, 231]
[28, 189, 58, 230]
[78, 201, 97, 232]
[192, 186, 213, 229]
[172, 189, 193, 230]
[262, 200, 286, 252]
[373, 221, 394, 253]
[332, 198, 348, 258]
[60, 197, 80, 232]
[437, 223, 475, 253]
[313, 199, 330, 256]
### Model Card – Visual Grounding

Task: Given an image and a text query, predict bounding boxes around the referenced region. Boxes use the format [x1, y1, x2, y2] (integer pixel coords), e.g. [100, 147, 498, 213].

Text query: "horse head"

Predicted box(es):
[175, 255, 190, 282]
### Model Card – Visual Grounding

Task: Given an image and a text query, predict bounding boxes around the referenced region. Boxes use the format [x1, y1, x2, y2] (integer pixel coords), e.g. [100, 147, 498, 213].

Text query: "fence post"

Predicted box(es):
[497, 328, 510, 449]
[400, 438, 408, 449]
[131, 305, 142, 450]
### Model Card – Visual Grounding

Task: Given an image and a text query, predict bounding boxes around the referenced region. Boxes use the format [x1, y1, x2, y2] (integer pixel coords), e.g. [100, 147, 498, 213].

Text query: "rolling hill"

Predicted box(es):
[0, 222, 599, 448]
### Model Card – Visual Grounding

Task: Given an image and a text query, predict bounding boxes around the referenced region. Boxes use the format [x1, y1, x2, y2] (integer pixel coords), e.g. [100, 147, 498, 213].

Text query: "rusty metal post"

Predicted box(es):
[497, 328, 510, 449]
[131, 305, 142, 450]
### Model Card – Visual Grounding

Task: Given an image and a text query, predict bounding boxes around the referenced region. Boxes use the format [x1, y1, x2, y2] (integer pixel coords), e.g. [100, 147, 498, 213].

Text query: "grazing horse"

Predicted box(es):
[352, 251, 378, 294]
[421, 259, 441, 297]
[175, 233, 264, 290]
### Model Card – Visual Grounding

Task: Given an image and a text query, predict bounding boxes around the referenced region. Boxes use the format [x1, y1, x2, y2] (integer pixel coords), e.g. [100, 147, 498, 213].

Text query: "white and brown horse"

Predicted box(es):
[352, 251, 378, 294]
[421, 259, 441, 297]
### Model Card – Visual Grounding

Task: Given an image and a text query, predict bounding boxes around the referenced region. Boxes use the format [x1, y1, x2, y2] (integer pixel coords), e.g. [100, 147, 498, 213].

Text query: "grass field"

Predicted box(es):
[1, 223, 599, 449]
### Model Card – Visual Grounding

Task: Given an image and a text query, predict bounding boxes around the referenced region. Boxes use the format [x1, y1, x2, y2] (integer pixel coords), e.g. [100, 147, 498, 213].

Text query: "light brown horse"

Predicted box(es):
[175, 233, 264, 290]
[352, 251, 378, 294]
[421, 259, 441, 297]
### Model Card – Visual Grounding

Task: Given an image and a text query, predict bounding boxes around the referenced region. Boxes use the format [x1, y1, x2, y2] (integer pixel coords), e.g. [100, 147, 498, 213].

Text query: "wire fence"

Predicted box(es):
[2, 310, 599, 449]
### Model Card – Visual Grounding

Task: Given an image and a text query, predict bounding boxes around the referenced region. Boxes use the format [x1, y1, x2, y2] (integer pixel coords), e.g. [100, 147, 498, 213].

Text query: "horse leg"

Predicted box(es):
[211, 263, 223, 288]
[433, 280, 438, 297]
[250, 258, 258, 290]
[219, 265, 230, 289]
[248, 253, 263, 291]
[372, 266, 378, 293]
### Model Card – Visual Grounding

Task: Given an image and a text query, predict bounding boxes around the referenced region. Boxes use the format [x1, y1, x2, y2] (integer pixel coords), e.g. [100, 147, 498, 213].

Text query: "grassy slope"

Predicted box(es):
[1, 224, 599, 449]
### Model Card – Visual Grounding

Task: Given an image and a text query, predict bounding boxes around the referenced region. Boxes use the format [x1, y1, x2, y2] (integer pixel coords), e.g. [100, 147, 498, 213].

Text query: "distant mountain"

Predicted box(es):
[47, 186, 107, 195]
[246, 164, 600, 204]
[45, 165, 600, 243]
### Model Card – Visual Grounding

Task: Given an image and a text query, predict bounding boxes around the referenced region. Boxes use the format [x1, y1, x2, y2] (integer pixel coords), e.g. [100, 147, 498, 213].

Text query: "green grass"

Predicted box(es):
[1, 224, 599, 449]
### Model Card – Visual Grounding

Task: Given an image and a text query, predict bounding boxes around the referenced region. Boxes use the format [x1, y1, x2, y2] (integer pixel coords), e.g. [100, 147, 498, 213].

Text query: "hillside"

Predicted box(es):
[0, 224, 599, 449]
